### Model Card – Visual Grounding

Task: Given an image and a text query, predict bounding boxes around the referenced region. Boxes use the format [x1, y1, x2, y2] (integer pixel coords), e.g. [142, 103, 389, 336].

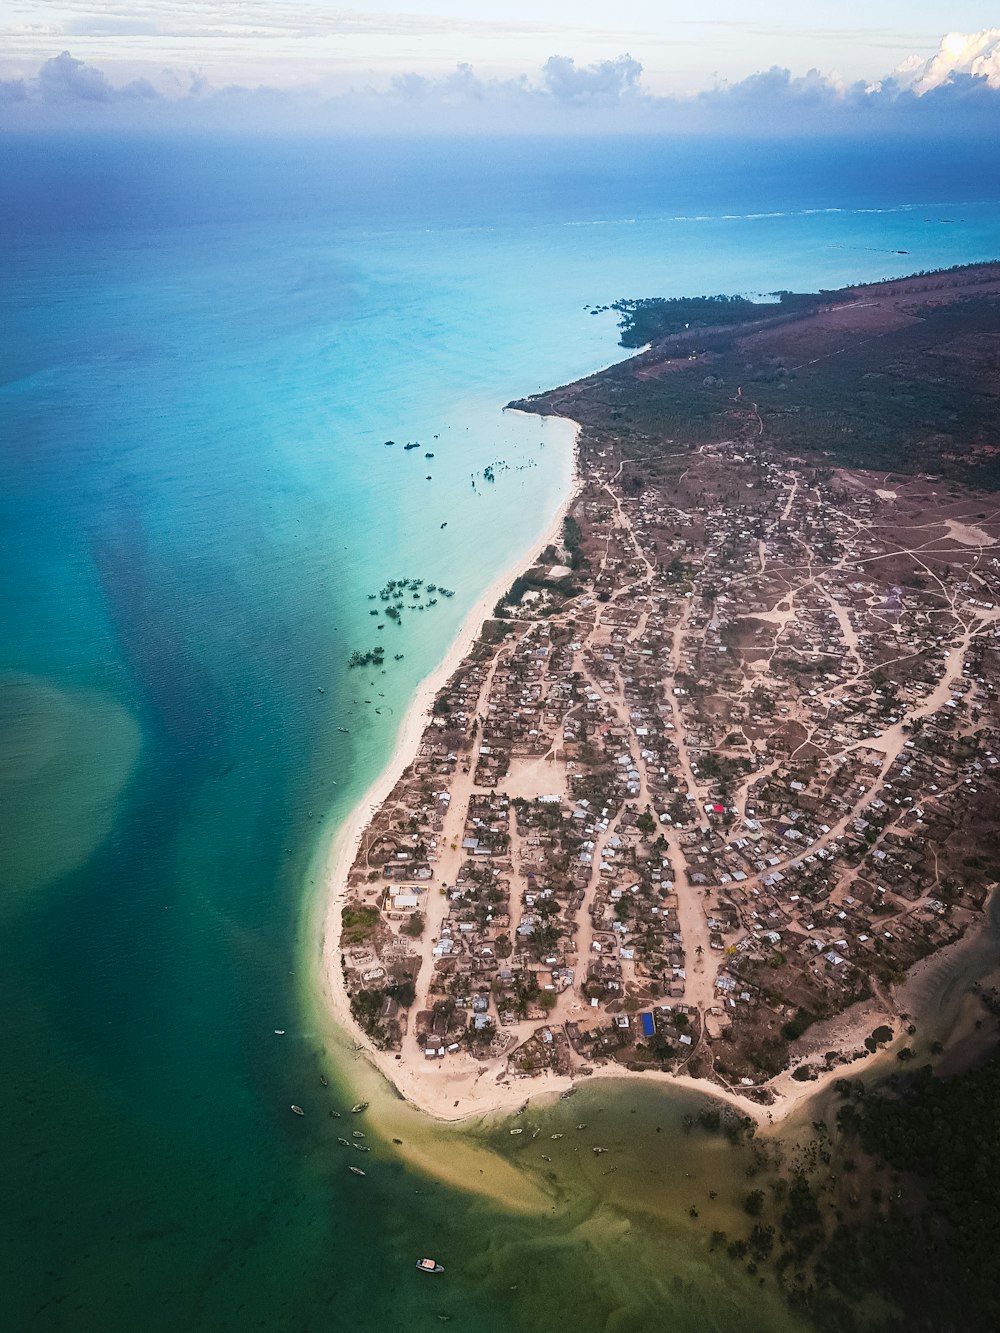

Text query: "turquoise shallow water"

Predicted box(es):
[3, 134, 1000, 1330]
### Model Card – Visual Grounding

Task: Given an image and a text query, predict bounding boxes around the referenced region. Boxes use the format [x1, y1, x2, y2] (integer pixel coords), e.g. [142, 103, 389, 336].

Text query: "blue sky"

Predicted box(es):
[1, 3, 999, 132]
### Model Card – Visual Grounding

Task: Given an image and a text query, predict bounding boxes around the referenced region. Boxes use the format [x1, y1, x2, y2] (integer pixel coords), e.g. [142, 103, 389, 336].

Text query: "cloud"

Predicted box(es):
[3, 39, 1000, 136]
[542, 54, 642, 103]
[21, 51, 160, 105]
[37, 51, 115, 102]
[0, 77, 28, 104]
[910, 28, 1000, 92]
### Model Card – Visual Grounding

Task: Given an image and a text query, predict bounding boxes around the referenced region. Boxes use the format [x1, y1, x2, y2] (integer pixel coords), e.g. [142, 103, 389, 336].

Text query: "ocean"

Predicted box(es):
[3, 133, 1000, 1332]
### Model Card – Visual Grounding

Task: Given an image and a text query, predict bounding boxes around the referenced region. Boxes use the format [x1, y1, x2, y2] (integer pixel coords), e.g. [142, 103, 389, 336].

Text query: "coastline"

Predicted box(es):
[309, 404, 980, 1138]
[314, 413, 584, 1123]
[310, 383, 1000, 1142]
[306, 409, 875, 1136]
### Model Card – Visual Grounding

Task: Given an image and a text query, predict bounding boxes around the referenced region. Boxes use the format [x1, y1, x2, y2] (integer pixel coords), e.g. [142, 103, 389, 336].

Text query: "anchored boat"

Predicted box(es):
[416, 1259, 444, 1275]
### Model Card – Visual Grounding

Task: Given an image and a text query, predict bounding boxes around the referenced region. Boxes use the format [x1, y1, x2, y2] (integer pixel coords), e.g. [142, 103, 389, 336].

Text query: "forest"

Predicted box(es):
[612, 291, 821, 347]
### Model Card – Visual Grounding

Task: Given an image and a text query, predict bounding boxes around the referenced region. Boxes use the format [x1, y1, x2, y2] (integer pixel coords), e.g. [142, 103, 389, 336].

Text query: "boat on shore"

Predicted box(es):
[416, 1259, 444, 1274]
[351, 1102, 369, 1113]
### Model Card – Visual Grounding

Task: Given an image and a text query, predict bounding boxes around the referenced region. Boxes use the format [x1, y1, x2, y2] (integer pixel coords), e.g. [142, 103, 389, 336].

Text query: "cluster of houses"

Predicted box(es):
[340, 432, 1000, 1093]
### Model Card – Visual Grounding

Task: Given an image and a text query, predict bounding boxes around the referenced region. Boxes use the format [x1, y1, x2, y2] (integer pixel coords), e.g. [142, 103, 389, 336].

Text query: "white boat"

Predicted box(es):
[349, 1166, 366, 1177]
[416, 1258, 444, 1274]
[290, 1105, 305, 1116]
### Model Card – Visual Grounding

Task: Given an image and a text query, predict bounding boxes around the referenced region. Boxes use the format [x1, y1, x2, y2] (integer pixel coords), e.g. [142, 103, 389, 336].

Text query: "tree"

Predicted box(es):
[401, 911, 424, 938]
[743, 1189, 765, 1217]
[635, 806, 656, 837]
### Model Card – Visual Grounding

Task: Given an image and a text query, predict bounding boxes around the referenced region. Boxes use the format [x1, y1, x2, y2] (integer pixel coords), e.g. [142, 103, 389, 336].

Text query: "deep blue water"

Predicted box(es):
[2, 133, 1000, 1331]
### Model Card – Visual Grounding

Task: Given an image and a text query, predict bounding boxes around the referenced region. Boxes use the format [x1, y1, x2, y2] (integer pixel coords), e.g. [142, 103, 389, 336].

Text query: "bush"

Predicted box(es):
[401, 911, 425, 938]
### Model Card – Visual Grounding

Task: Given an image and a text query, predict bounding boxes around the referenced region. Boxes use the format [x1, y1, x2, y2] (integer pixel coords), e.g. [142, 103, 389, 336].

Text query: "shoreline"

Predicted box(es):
[311, 392, 1000, 1140]
[315, 412, 584, 1117]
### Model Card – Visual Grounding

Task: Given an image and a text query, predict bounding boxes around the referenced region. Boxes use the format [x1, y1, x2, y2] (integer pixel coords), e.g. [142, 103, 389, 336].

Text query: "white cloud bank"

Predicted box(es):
[3, 31, 1000, 133]
[906, 27, 1000, 91]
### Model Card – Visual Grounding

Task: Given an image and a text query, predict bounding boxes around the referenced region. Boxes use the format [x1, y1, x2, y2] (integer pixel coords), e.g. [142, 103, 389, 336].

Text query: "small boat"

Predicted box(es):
[338, 1137, 351, 1146]
[416, 1259, 444, 1274]
[349, 1166, 367, 1177]
[337, 727, 349, 734]
[353, 1143, 370, 1152]
[319, 1075, 328, 1087]
[329, 1110, 341, 1119]
[592, 1147, 607, 1155]
[290, 1105, 305, 1117]
[351, 1102, 369, 1114]
[352, 1131, 365, 1139]
[274, 1029, 285, 1035]
[509, 1128, 522, 1136]
[550, 1134, 563, 1140]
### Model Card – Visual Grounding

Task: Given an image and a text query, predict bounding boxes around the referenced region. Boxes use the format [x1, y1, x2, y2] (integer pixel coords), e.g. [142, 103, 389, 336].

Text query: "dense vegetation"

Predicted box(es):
[703, 1048, 1000, 1333]
[612, 292, 820, 347]
[812, 1050, 1000, 1333]
[515, 266, 1000, 490]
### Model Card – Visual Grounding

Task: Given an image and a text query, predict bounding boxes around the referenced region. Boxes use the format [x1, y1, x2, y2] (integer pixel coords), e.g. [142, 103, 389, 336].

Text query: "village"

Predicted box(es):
[337, 430, 1000, 1103]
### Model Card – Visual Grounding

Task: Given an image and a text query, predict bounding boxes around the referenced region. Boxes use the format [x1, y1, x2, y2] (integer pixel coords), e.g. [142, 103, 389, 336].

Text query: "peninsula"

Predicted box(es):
[324, 262, 1000, 1122]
